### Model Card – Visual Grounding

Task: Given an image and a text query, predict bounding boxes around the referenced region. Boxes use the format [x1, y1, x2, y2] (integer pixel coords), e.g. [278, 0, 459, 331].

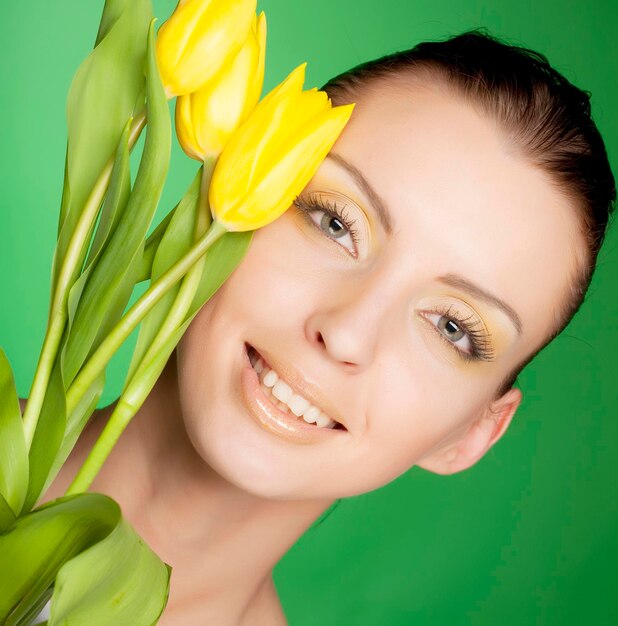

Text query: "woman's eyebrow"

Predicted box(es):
[325, 153, 522, 335]
[437, 273, 524, 335]
[326, 152, 394, 235]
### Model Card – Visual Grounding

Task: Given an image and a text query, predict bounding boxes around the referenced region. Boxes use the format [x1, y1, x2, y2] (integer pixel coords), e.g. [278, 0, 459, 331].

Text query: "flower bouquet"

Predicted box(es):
[0, 0, 353, 622]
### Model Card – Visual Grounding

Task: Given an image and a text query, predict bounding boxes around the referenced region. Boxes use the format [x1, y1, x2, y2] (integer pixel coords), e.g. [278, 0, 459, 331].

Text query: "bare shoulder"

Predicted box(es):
[240, 577, 288, 626]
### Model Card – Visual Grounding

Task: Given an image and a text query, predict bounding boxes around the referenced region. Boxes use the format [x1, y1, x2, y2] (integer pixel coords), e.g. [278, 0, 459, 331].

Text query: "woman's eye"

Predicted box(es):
[293, 195, 361, 258]
[312, 211, 357, 254]
[424, 311, 474, 355]
[420, 308, 495, 362]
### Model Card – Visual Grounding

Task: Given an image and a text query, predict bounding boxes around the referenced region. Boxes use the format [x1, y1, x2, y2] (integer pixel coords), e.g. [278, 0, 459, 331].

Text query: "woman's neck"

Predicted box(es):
[43, 350, 334, 623]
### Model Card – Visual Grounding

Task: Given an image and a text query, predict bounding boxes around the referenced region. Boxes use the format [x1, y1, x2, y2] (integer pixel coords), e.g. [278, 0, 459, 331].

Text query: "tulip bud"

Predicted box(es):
[208, 63, 355, 232]
[175, 11, 267, 161]
[156, 0, 257, 97]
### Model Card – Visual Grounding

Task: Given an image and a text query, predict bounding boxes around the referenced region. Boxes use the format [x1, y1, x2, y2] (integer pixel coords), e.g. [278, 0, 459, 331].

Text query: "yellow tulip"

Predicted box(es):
[208, 63, 355, 232]
[156, 0, 257, 97]
[175, 11, 267, 161]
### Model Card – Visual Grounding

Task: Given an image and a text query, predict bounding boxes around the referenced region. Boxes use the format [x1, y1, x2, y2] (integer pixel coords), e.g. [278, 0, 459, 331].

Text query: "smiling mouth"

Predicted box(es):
[244, 342, 347, 431]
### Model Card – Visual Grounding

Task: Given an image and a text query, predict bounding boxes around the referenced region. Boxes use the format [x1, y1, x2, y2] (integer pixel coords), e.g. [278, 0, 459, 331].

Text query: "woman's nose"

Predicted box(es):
[304, 275, 390, 370]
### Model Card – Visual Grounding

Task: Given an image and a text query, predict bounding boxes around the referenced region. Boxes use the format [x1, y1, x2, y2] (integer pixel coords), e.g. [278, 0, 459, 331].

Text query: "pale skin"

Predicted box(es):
[38, 76, 585, 624]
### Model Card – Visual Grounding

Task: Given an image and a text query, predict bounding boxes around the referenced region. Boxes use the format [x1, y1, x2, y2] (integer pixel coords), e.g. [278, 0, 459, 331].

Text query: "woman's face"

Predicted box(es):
[176, 78, 583, 500]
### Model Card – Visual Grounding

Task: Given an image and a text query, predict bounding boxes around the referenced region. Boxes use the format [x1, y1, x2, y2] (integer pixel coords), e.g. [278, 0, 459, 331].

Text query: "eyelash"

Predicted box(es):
[293, 193, 361, 257]
[293, 194, 494, 363]
[422, 303, 495, 363]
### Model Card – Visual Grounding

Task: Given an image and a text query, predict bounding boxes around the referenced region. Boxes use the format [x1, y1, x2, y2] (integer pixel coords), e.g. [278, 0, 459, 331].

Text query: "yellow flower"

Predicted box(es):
[175, 12, 267, 161]
[156, 0, 257, 97]
[208, 63, 355, 232]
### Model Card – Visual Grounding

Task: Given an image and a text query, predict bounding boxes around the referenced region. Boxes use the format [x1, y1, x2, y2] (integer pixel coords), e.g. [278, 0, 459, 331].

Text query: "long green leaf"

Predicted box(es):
[132, 182, 192, 287]
[42, 371, 106, 501]
[60, 18, 171, 390]
[48, 509, 170, 625]
[0, 494, 119, 624]
[11, 586, 52, 626]
[52, 0, 152, 293]
[61, 119, 132, 387]
[126, 169, 203, 382]
[95, 0, 137, 47]
[22, 357, 67, 514]
[0, 348, 28, 516]
[83, 118, 132, 273]
[135, 203, 179, 284]
[56, 151, 71, 246]
[22, 119, 130, 507]
[0, 492, 16, 533]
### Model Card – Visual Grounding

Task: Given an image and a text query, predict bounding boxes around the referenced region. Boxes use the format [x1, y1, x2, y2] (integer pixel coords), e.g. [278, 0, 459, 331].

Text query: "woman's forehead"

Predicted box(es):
[322, 82, 582, 347]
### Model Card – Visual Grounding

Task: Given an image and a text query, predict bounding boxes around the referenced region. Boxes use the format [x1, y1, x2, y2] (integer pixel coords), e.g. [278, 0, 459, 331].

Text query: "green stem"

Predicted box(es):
[66, 161, 219, 495]
[22, 111, 147, 450]
[134, 159, 215, 359]
[65, 180, 226, 496]
[65, 398, 137, 495]
[65, 218, 228, 417]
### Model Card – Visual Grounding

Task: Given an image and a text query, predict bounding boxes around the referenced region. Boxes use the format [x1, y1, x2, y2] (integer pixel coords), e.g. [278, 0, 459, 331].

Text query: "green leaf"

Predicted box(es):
[126, 169, 203, 382]
[84, 118, 132, 273]
[135, 204, 178, 284]
[61, 119, 132, 387]
[0, 492, 16, 533]
[42, 371, 106, 500]
[56, 150, 71, 242]
[53, 0, 152, 294]
[187, 230, 254, 320]
[127, 230, 253, 403]
[10, 586, 52, 626]
[0, 348, 28, 516]
[95, 0, 138, 46]
[22, 120, 129, 506]
[22, 358, 67, 514]
[0, 493, 119, 624]
[48, 508, 170, 625]
[60, 18, 171, 390]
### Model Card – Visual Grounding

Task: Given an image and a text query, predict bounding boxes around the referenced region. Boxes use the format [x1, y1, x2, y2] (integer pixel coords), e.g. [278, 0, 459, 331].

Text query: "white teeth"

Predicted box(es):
[315, 412, 334, 428]
[272, 380, 293, 403]
[250, 350, 340, 430]
[288, 394, 310, 417]
[262, 369, 278, 387]
[302, 405, 320, 424]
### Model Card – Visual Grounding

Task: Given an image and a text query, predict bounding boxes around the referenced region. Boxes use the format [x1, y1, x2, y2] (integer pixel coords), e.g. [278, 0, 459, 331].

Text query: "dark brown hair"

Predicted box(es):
[321, 27, 616, 399]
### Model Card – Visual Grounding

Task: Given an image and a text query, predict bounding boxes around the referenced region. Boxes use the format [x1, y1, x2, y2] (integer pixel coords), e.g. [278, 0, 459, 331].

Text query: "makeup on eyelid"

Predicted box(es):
[293, 190, 372, 259]
[292, 186, 521, 361]
[431, 293, 518, 358]
[302, 166, 386, 245]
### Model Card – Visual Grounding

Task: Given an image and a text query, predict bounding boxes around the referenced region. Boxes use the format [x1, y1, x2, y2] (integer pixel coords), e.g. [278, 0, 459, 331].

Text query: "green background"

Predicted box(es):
[1, 1, 616, 624]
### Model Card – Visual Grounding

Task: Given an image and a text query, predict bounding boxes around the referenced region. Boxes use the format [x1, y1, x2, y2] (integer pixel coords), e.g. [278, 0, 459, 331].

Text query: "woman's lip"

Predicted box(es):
[240, 343, 346, 444]
[243, 342, 349, 431]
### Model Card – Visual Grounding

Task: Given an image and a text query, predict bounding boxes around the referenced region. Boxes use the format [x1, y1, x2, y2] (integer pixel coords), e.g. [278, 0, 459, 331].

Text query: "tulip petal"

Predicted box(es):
[243, 11, 267, 120]
[158, 0, 256, 96]
[209, 63, 307, 205]
[175, 94, 203, 160]
[191, 17, 262, 157]
[156, 0, 211, 91]
[217, 103, 355, 231]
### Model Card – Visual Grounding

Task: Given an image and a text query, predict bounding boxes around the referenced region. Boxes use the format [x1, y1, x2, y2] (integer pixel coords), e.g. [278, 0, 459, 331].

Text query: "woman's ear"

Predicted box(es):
[416, 387, 522, 475]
